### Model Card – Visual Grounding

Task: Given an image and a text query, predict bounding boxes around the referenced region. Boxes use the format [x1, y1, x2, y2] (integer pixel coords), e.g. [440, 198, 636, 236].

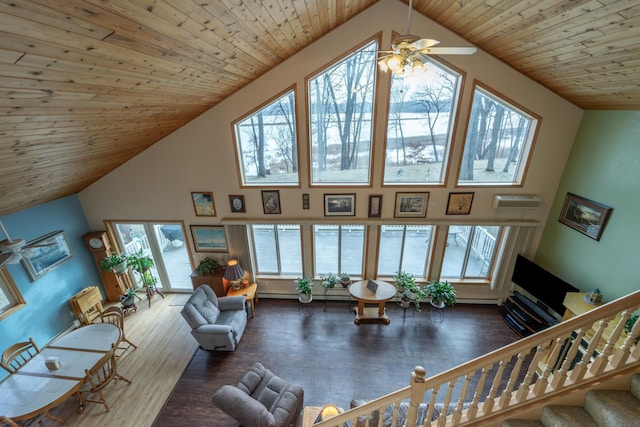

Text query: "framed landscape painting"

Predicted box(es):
[190, 225, 228, 252]
[324, 194, 356, 216]
[21, 230, 73, 281]
[559, 193, 612, 241]
[446, 192, 474, 215]
[394, 192, 429, 218]
[191, 192, 216, 216]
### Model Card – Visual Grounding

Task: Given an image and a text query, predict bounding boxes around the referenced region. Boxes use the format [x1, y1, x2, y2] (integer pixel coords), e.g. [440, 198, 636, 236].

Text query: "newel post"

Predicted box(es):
[406, 366, 426, 427]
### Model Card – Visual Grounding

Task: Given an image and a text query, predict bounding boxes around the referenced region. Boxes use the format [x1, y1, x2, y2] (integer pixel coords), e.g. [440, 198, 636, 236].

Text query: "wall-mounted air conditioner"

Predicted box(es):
[492, 195, 541, 209]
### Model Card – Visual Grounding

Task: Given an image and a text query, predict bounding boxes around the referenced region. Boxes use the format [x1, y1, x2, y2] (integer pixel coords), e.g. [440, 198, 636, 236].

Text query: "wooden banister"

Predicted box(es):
[311, 291, 640, 427]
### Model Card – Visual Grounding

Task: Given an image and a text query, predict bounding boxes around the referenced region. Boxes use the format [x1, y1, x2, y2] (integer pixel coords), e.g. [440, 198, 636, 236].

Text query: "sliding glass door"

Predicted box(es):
[110, 222, 193, 292]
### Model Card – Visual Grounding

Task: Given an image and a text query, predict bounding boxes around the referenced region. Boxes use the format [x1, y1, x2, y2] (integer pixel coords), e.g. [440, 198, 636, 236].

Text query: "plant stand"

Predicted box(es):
[298, 295, 314, 318]
[145, 283, 165, 307]
[426, 304, 445, 323]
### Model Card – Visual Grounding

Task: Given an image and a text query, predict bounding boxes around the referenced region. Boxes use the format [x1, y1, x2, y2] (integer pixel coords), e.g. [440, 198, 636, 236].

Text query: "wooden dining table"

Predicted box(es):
[0, 322, 121, 421]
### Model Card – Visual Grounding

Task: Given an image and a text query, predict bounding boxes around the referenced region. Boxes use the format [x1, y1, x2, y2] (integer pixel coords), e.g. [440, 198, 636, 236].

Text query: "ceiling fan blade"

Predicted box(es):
[0, 252, 22, 267]
[420, 46, 477, 55]
[411, 38, 439, 50]
[27, 242, 56, 248]
[0, 252, 12, 268]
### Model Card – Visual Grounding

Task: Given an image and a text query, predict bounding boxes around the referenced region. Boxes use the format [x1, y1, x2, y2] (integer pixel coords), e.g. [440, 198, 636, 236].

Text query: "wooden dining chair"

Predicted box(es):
[1, 416, 19, 426]
[74, 345, 132, 413]
[100, 306, 137, 357]
[0, 337, 40, 373]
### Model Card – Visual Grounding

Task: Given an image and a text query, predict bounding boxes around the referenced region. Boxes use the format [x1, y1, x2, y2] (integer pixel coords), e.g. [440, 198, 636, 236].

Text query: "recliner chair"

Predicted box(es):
[212, 362, 304, 427]
[181, 285, 247, 351]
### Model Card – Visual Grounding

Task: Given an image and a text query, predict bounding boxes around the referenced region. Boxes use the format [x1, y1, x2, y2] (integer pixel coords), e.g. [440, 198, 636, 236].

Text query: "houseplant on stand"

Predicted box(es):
[425, 280, 456, 308]
[127, 250, 164, 306]
[100, 253, 128, 274]
[120, 286, 138, 310]
[339, 272, 351, 288]
[295, 277, 315, 303]
[393, 271, 427, 311]
[320, 273, 339, 290]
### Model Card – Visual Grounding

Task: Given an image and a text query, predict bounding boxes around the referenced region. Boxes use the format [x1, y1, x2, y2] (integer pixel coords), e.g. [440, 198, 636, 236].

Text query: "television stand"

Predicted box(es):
[499, 291, 558, 337]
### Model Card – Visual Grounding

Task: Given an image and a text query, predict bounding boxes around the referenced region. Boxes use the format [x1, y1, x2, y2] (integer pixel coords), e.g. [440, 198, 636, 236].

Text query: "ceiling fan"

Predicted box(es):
[378, 0, 477, 76]
[0, 220, 52, 268]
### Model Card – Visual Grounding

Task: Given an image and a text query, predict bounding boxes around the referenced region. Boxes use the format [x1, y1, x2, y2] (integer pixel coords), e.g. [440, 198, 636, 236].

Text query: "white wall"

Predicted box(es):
[79, 0, 583, 297]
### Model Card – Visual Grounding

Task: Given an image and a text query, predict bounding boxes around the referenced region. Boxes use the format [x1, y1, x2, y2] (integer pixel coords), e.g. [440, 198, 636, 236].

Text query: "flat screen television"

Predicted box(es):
[511, 254, 579, 316]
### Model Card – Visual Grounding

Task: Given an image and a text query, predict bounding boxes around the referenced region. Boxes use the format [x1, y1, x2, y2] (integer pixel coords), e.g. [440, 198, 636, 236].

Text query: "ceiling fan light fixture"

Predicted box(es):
[410, 60, 426, 76]
[387, 55, 403, 72]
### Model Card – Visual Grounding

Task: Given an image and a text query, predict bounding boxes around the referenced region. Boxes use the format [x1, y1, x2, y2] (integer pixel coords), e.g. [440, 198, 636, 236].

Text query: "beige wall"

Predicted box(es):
[79, 0, 582, 298]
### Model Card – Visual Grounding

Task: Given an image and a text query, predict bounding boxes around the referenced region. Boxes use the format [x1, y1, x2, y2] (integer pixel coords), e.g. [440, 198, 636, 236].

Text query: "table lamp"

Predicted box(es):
[224, 259, 244, 290]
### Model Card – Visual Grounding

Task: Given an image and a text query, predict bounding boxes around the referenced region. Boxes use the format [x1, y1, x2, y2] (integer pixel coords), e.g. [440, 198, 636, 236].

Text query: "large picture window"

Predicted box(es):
[251, 224, 302, 275]
[233, 89, 299, 186]
[313, 224, 365, 277]
[458, 85, 538, 185]
[308, 39, 378, 185]
[441, 225, 501, 279]
[384, 59, 461, 184]
[377, 225, 433, 277]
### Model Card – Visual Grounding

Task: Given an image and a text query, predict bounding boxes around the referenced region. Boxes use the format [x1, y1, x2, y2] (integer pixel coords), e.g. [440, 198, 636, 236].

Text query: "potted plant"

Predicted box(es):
[624, 313, 639, 344]
[295, 277, 315, 303]
[196, 257, 220, 276]
[127, 251, 158, 289]
[320, 273, 340, 289]
[425, 280, 457, 308]
[393, 271, 427, 310]
[100, 253, 128, 274]
[339, 272, 351, 288]
[120, 287, 137, 308]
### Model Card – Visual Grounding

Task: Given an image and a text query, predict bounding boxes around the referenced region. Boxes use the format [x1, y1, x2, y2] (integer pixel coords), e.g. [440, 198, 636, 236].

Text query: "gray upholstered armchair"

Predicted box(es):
[180, 285, 247, 351]
[212, 362, 304, 427]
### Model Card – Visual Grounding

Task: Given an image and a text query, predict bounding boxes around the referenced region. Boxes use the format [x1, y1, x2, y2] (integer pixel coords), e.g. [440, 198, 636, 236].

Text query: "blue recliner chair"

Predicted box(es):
[181, 285, 247, 351]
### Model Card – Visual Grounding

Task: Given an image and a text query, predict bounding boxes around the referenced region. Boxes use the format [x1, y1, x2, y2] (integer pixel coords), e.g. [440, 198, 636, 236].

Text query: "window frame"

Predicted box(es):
[312, 224, 366, 279]
[232, 86, 300, 187]
[306, 36, 381, 186]
[440, 225, 503, 280]
[382, 56, 464, 186]
[250, 224, 303, 277]
[376, 224, 434, 279]
[0, 268, 26, 320]
[457, 81, 541, 187]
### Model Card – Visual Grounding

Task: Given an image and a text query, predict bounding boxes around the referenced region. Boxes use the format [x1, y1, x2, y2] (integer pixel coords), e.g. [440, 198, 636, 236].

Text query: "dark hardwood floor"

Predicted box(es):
[154, 298, 520, 427]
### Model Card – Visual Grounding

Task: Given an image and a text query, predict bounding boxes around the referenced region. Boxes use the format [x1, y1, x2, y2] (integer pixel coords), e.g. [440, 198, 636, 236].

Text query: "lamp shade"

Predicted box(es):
[224, 259, 244, 282]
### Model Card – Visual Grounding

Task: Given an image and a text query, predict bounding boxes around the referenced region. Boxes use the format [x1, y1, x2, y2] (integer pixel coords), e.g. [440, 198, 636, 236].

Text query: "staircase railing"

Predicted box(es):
[312, 290, 640, 427]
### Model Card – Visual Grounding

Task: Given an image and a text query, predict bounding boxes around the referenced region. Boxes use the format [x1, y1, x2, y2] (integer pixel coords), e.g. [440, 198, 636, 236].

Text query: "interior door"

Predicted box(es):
[111, 222, 193, 292]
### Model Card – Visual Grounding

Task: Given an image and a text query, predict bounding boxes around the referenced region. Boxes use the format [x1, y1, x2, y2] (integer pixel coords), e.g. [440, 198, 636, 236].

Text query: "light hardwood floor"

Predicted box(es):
[47, 293, 197, 426]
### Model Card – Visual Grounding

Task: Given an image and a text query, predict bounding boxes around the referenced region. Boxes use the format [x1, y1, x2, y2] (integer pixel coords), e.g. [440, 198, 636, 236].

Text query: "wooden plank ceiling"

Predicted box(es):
[0, 0, 638, 217]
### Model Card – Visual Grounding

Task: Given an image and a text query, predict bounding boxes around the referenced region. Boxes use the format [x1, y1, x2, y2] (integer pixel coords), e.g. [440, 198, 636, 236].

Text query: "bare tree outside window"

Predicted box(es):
[458, 86, 537, 184]
[384, 58, 461, 184]
[233, 89, 299, 185]
[308, 40, 378, 184]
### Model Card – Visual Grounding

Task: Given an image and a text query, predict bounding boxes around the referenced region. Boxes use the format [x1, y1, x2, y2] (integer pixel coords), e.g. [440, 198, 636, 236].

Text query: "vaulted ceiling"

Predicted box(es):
[1, 0, 638, 217]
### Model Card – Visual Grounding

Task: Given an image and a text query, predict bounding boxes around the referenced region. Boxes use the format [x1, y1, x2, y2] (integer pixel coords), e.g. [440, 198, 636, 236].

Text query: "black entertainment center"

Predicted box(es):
[500, 254, 579, 337]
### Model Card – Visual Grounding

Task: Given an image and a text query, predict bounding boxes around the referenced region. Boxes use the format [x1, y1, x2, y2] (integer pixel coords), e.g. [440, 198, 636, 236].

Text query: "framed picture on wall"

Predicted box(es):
[446, 192, 474, 215]
[261, 190, 281, 214]
[191, 192, 216, 216]
[394, 192, 429, 218]
[229, 195, 246, 213]
[21, 230, 73, 281]
[324, 194, 356, 216]
[190, 225, 228, 252]
[558, 193, 612, 241]
[368, 195, 382, 218]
